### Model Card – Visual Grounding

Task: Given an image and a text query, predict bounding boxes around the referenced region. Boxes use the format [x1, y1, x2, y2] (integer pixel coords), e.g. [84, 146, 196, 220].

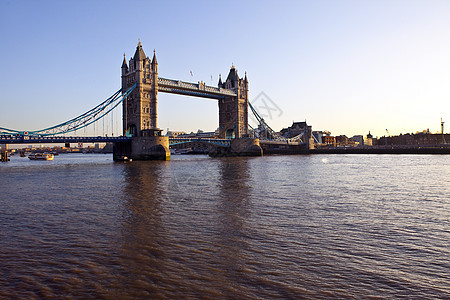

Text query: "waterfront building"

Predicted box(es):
[280, 121, 312, 139]
[335, 135, 349, 146]
[378, 132, 450, 146]
[350, 135, 364, 146]
[364, 132, 375, 146]
[322, 135, 336, 146]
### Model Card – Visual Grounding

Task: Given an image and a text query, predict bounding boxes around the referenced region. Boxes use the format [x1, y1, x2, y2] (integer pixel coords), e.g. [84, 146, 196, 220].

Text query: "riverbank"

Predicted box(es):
[311, 145, 450, 155]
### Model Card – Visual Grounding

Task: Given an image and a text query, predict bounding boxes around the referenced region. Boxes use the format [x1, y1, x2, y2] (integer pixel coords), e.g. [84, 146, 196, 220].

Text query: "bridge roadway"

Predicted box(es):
[158, 77, 236, 99]
[169, 137, 230, 147]
[0, 135, 232, 147]
[0, 135, 132, 144]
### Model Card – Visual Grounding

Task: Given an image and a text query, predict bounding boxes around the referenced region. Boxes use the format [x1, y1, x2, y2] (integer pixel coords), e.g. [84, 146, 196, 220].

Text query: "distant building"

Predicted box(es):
[363, 132, 375, 146]
[280, 121, 312, 139]
[166, 130, 187, 138]
[195, 129, 218, 138]
[335, 135, 349, 146]
[323, 135, 336, 146]
[170, 129, 219, 139]
[350, 135, 363, 146]
[378, 132, 450, 146]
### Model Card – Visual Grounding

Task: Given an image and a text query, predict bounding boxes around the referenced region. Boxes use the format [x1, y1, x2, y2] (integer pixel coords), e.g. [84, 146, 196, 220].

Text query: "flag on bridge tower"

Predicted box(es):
[190, 70, 193, 77]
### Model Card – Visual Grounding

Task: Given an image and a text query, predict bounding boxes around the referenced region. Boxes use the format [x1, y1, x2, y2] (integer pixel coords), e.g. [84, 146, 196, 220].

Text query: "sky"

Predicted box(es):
[0, 0, 449, 138]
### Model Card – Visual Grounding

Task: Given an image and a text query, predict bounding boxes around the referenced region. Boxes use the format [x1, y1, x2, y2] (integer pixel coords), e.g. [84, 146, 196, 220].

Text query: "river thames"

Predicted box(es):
[0, 153, 449, 298]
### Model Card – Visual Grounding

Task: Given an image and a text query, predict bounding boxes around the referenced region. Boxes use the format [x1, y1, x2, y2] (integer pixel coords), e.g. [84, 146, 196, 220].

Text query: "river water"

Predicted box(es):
[0, 153, 449, 298]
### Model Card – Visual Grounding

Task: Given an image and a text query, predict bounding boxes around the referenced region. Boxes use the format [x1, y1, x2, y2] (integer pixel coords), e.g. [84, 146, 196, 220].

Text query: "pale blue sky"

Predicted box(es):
[1, 0, 449, 137]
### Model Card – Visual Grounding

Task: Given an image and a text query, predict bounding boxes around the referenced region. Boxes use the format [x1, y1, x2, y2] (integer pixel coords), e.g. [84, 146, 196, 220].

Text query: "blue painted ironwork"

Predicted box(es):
[0, 135, 231, 147]
[169, 137, 231, 147]
[0, 83, 137, 137]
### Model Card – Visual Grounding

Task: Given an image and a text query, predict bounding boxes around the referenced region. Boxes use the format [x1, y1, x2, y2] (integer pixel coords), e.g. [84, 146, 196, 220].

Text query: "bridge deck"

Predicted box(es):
[158, 77, 236, 99]
[0, 135, 232, 147]
[0, 136, 131, 144]
[169, 137, 230, 147]
[259, 140, 305, 146]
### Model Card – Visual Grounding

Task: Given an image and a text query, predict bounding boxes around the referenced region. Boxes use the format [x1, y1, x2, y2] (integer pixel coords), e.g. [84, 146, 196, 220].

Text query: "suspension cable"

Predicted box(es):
[0, 83, 136, 136]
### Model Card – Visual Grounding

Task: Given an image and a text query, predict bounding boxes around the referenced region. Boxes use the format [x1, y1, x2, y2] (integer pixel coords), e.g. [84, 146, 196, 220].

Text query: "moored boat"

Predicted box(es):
[170, 148, 193, 155]
[28, 153, 54, 161]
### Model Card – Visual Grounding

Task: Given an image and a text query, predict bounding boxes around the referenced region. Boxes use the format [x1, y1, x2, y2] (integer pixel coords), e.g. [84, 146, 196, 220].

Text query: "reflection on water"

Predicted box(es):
[0, 153, 449, 298]
[114, 161, 169, 298]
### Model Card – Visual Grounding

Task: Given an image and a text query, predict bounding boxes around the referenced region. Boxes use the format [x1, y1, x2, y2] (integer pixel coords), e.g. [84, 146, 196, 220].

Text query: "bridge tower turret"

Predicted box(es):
[218, 65, 249, 139]
[121, 53, 128, 74]
[150, 50, 158, 132]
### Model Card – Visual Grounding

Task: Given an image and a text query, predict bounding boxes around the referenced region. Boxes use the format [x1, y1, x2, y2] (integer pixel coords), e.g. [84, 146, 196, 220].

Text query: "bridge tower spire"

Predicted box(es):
[150, 49, 158, 131]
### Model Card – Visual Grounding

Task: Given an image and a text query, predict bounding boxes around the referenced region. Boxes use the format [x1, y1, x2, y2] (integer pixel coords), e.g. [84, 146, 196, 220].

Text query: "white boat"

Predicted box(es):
[170, 148, 193, 155]
[28, 153, 54, 161]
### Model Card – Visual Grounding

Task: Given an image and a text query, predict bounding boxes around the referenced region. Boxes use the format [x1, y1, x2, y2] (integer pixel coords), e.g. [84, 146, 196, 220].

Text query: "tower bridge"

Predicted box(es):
[1, 41, 311, 160]
[121, 41, 250, 141]
[114, 41, 261, 160]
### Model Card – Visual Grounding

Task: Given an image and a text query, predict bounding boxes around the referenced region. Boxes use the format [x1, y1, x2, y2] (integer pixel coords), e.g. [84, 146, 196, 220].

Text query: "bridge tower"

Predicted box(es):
[115, 41, 169, 160]
[218, 66, 249, 139]
[121, 41, 159, 137]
